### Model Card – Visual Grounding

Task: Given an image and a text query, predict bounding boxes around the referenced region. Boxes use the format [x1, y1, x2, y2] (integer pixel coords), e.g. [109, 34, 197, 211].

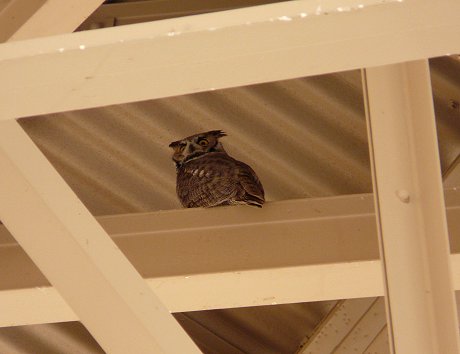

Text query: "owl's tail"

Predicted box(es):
[244, 194, 264, 208]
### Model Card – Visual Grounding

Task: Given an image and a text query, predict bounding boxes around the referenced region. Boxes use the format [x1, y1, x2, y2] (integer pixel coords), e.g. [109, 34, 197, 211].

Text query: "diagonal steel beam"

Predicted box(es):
[0, 120, 201, 353]
[0, 0, 47, 42]
[0, 0, 105, 42]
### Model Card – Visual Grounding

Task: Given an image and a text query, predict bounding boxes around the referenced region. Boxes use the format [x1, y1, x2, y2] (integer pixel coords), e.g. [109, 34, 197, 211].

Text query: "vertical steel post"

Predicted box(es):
[363, 60, 460, 353]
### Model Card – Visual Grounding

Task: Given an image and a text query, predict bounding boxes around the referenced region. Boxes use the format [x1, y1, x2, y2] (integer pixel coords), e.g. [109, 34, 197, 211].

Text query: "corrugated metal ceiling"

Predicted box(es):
[18, 69, 371, 216]
[16, 57, 460, 217]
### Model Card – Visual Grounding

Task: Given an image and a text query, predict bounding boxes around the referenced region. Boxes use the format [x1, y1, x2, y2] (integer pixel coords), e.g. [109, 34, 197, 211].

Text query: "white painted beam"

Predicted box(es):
[0, 120, 201, 353]
[1, 190, 460, 327]
[364, 61, 460, 353]
[0, 0, 104, 42]
[0, 192, 382, 326]
[1, 0, 460, 119]
[0, 261, 384, 328]
[0, 193, 381, 291]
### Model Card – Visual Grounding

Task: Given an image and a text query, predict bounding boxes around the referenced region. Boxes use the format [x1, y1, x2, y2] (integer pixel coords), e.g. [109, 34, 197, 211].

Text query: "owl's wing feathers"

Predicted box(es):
[234, 160, 265, 207]
[177, 159, 235, 208]
[177, 153, 264, 208]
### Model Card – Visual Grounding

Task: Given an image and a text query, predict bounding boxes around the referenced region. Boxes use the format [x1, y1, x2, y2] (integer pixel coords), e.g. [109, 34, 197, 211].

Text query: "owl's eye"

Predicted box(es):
[199, 139, 209, 147]
[178, 144, 186, 152]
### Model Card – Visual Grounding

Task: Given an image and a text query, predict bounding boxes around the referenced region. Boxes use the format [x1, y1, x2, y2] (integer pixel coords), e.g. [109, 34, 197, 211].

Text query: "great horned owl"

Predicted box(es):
[169, 130, 265, 208]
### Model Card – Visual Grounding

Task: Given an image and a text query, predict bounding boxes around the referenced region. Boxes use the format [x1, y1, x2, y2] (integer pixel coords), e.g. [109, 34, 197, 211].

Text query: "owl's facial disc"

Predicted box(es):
[169, 130, 227, 167]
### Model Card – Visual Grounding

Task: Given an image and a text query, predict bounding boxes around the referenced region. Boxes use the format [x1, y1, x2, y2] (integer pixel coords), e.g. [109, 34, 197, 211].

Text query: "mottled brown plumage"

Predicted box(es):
[169, 130, 264, 208]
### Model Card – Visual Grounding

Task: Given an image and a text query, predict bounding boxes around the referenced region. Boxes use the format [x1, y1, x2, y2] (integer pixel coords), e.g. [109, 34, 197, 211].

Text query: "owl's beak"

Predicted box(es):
[172, 154, 183, 163]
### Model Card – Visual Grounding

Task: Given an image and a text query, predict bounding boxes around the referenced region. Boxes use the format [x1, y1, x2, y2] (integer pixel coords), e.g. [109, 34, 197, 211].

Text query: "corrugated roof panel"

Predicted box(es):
[430, 56, 460, 174]
[176, 301, 336, 354]
[0, 322, 104, 354]
[18, 70, 373, 216]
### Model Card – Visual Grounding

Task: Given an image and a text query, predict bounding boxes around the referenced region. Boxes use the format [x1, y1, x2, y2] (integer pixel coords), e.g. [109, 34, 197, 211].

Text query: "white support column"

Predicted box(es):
[0, 120, 201, 354]
[363, 61, 460, 353]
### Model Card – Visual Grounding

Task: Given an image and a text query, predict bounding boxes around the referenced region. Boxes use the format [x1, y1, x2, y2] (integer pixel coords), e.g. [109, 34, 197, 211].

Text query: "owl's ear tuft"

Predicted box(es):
[208, 130, 227, 138]
[169, 141, 180, 148]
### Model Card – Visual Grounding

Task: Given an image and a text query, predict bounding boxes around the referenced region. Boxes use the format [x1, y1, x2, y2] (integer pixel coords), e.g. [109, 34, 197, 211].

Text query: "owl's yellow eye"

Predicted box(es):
[199, 139, 209, 147]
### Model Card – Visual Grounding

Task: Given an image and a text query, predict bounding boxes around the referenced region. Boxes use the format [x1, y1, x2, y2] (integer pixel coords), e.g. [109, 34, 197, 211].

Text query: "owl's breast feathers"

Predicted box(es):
[175, 152, 265, 208]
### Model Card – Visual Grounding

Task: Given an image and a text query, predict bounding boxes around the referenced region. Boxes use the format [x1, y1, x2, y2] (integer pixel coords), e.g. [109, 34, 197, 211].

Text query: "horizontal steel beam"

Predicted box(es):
[1, 0, 460, 119]
[1, 190, 459, 327]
